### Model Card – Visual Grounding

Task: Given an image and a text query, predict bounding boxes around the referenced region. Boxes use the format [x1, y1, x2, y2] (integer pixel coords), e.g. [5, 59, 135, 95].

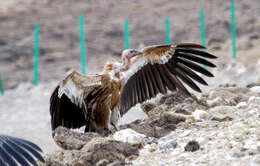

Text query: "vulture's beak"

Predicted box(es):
[130, 50, 142, 58]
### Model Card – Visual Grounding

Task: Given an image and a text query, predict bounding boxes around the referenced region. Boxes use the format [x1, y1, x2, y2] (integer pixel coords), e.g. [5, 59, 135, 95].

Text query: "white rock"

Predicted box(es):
[236, 101, 247, 109]
[113, 128, 146, 145]
[247, 96, 260, 110]
[193, 109, 210, 120]
[158, 139, 177, 150]
[179, 130, 192, 137]
[250, 86, 260, 93]
[243, 140, 256, 150]
[209, 106, 237, 121]
[248, 96, 260, 104]
[207, 97, 223, 107]
[197, 137, 209, 145]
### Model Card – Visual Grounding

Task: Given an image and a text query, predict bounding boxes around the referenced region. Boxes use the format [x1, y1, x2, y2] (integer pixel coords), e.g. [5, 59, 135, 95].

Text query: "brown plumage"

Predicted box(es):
[50, 43, 217, 133]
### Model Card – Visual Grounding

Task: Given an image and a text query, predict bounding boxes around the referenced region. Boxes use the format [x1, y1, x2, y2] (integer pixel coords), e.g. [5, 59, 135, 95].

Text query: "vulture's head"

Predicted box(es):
[121, 49, 142, 70]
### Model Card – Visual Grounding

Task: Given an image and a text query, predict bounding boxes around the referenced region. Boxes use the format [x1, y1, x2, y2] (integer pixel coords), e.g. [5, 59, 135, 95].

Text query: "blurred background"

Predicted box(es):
[0, 0, 260, 153]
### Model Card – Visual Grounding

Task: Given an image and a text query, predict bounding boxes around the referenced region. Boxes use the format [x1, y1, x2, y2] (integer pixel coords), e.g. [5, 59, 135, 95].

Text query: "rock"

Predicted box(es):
[175, 109, 192, 115]
[71, 150, 126, 166]
[250, 86, 260, 93]
[160, 112, 186, 125]
[42, 137, 139, 166]
[113, 129, 146, 145]
[247, 96, 260, 110]
[96, 159, 109, 166]
[107, 160, 126, 166]
[82, 137, 139, 157]
[236, 101, 247, 109]
[153, 124, 177, 138]
[53, 126, 100, 150]
[248, 96, 260, 105]
[247, 80, 260, 88]
[159, 139, 177, 150]
[184, 140, 200, 152]
[148, 143, 158, 152]
[209, 106, 237, 122]
[141, 102, 156, 114]
[158, 92, 190, 106]
[207, 97, 224, 107]
[207, 87, 255, 106]
[196, 137, 209, 146]
[185, 116, 196, 123]
[193, 109, 210, 121]
[143, 106, 164, 119]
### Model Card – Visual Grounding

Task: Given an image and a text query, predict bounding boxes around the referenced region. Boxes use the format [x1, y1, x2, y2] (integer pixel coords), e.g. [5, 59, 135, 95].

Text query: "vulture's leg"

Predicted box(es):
[83, 103, 92, 133]
[111, 123, 119, 131]
[103, 127, 112, 136]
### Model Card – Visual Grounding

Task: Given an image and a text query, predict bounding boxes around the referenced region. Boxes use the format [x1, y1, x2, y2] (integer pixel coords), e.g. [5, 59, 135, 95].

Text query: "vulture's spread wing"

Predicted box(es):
[50, 70, 103, 131]
[120, 43, 217, 114]
[0, 135, 44, 166]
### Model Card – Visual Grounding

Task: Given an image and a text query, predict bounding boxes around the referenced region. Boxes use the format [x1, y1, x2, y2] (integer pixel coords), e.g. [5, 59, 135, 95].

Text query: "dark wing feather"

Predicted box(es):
[146, 64, 160, 94]
[176, 47, 217, 59]
[150, 65, 167, 94]
[120, 43, 217, 114]
[50, 86, 86, 131]
[50, 71, 104, 131]
[0, 135, 44, 166]
[176, 52, 216, 67]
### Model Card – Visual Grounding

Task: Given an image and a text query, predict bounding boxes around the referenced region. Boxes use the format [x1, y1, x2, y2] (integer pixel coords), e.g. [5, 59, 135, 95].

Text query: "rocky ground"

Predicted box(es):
[0, 0, 260, 166]
[37, 84, 260, 166]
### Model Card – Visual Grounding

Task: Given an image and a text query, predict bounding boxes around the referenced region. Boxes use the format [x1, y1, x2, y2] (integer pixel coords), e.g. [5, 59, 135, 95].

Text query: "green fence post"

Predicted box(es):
[0, 74, 4, 96]
[34, 24, 39, 86]
[231, 0, 237, 60]
[124, 19, 130, 49]
[200, 9, 207, 48]
[165, 17, 171, 45]
[79, 14, 87, 75]
[200, 9, 207, 69]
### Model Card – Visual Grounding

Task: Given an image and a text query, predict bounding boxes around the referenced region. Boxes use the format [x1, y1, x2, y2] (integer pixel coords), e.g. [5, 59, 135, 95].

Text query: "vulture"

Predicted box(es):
[0, 134, 45, 166]
[50, 43, 217, 133]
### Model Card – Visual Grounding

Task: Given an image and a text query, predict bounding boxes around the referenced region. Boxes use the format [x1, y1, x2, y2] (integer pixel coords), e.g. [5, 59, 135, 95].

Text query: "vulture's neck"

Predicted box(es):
[102, 62, 125, 80]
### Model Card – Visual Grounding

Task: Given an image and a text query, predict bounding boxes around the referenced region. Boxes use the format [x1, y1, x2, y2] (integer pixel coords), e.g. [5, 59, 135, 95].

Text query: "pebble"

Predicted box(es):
[193, 109, 210, 120]
[159, 139, 177, 150]
[148, 143, 158, 152]
[249, 86, 260, 93]
[207, 97, 223, 107]
[236, 101, 247, 109]
[113, 128, 146, 145]
[209, 106, 237, 122]
[253, 154, 260, 164]
[161, 112, 186, 124]
[184, 140, 200, 152]
[248, 96, 260, 103]
[185, 116, 196, 123]
[197, 137, 209, 145]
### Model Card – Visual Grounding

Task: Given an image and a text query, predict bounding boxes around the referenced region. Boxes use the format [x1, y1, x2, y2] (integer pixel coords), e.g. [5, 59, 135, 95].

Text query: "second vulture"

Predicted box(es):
[50, 43, 217, 133]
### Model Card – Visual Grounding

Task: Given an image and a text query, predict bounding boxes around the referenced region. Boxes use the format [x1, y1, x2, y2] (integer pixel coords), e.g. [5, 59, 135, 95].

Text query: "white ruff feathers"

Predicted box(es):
[122, 56, 148, 83]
